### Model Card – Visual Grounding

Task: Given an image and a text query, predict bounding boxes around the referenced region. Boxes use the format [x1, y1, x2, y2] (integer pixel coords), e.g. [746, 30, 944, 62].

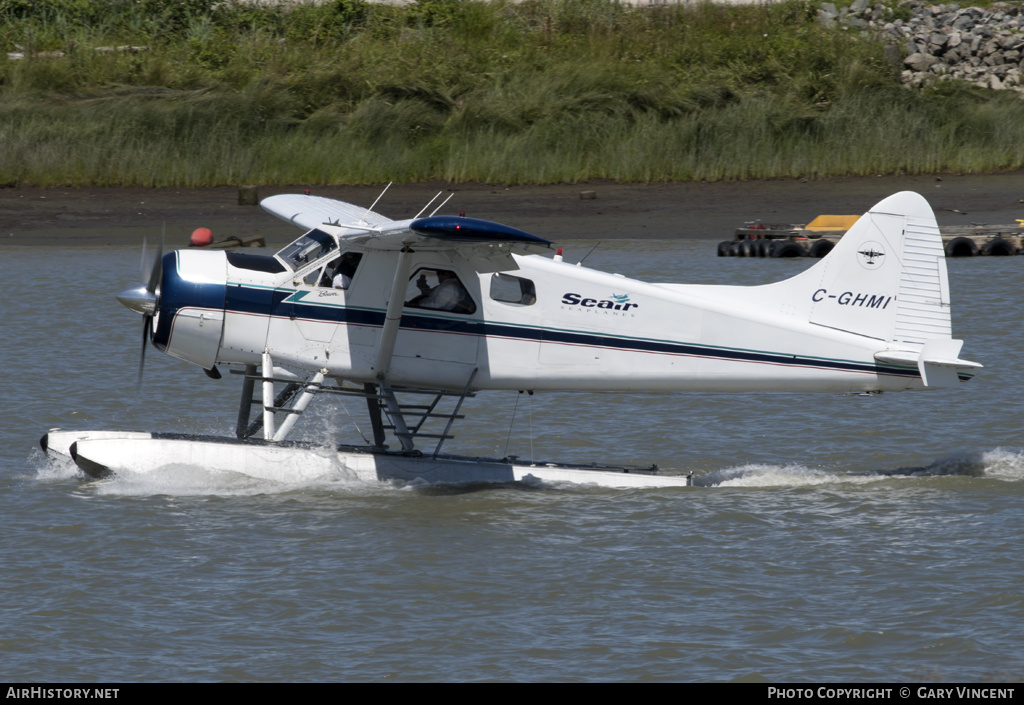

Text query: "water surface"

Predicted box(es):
[3, 241, 1022, 682]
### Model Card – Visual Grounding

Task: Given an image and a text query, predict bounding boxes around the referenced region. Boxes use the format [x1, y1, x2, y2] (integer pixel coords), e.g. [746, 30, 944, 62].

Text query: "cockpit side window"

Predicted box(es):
[303, 263, 329, 287]
[405, 268, 476, 314]
[277, 229, 337, 271]
[302, 251, 364, 288]
[489, 273, 536, 305]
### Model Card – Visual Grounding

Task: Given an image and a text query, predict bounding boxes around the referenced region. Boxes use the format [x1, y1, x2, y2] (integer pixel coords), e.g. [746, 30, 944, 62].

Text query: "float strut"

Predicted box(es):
[272, 369, 326, 442]
[262, 350, 276, 441]
[364, 382, 387, 449]
[236, 363, 258, 439]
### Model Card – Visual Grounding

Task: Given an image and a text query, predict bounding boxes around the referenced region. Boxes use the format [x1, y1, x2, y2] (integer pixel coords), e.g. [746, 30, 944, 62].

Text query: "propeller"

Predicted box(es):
[115, 236, 163, 390]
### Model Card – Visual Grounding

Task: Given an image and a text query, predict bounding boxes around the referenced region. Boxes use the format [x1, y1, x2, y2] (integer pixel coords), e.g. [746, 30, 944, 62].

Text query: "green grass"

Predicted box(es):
[1, 0, 1022, 187]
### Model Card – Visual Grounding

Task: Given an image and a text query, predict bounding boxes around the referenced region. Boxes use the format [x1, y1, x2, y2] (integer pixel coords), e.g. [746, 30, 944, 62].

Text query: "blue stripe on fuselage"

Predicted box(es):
[221, 282, 921, 380]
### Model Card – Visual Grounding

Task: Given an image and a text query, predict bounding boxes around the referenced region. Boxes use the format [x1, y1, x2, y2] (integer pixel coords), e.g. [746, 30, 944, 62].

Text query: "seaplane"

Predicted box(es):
[41, 189, 981, 488]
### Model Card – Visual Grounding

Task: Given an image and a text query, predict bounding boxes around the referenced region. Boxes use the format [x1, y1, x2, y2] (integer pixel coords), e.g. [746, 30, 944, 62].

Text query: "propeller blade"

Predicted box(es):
[142, 237, 163, 295]
[131, 234, 162, 393]
[137, 314, 150, 392]
[139, 237, 150, 284]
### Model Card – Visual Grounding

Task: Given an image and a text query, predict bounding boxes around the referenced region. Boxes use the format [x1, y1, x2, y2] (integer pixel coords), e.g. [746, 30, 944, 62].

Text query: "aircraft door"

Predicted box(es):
[393, 262, 481, 366]
[267, 252, 362, 362]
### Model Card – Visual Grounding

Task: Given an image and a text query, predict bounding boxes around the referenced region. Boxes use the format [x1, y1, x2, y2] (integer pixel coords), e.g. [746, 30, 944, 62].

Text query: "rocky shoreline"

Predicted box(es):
[820, 0, 1024, 92]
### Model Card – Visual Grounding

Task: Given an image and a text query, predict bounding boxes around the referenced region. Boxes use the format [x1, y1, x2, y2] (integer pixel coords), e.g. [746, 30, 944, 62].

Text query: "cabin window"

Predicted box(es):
[305, 252, 363, 288]
[489, 273, 536, 305]
[404, 268, 476, 314]
[277, 229, 337, 270]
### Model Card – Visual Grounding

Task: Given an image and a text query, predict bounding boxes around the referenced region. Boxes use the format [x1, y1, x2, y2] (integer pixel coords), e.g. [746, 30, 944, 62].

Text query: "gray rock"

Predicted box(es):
[952, 15, 976, 31]
[1000, 34, 1024, 50]
[822, 1, 1024, 94]
[905, 52, 941, 70]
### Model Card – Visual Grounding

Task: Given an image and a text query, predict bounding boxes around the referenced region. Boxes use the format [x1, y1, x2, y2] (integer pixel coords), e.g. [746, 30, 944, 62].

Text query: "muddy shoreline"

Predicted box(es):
[2, 173, 1022, 248]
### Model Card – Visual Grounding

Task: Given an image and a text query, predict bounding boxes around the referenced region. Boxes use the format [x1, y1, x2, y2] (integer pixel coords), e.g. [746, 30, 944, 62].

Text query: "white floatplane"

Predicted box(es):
[42, 190, 981, 487]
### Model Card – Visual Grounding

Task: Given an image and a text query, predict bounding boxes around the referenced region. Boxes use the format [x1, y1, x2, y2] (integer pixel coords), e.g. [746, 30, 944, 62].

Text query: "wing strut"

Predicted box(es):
[375, 247, 414, 379]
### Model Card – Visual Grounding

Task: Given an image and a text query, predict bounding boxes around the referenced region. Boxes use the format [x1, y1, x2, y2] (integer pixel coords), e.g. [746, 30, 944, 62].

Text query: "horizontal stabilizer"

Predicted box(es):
[875, 338, 982, 388]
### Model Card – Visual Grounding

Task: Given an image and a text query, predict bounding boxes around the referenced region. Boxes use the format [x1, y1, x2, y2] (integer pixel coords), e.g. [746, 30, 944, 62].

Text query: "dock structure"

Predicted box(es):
[719, 217, 1024, 258]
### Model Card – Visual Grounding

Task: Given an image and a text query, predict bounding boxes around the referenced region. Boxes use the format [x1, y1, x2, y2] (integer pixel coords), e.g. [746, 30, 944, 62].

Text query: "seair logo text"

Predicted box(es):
[812, 289, 892, 308]
[561, 292, 639, 315]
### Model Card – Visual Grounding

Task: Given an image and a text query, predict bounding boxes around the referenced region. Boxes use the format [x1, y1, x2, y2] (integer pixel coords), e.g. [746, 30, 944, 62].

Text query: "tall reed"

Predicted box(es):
[1, 0, 1021, 186]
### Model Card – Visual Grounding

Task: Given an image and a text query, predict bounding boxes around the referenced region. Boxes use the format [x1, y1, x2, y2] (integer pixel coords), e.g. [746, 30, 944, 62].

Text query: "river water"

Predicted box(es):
[3, 240, 1023, 682]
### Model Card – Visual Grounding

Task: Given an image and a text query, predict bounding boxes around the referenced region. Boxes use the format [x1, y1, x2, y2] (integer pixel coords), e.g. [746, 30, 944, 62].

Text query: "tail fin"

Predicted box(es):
[802, 191, 947, 343]
[768, 191, 980, 386]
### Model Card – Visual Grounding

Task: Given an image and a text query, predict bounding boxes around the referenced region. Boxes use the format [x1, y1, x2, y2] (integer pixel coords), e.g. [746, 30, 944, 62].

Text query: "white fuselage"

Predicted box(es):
[159, 246, 921, 394]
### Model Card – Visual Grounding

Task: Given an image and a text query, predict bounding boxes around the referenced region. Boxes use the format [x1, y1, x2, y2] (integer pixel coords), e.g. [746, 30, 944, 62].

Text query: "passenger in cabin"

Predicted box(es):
[409, 269, 475, 314]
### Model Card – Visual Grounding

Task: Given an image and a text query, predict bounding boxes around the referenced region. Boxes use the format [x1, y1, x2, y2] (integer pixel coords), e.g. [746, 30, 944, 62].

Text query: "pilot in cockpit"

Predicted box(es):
[330, 253, 362, 289]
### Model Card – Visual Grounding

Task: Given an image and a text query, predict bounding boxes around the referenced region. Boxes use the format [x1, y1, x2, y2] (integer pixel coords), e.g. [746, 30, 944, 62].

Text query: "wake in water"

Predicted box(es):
[27, 447, 399, 497]
[696, 448, 1024, 488]
[30, 444, 1024, 495]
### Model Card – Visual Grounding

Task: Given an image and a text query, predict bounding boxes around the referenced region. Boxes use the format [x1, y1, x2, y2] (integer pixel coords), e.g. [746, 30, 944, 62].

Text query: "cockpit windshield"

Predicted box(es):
[276, 229, 337, 271]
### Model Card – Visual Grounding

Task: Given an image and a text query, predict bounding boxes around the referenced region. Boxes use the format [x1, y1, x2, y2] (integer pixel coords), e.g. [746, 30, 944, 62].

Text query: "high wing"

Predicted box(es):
[262, 193, 552, 273]
[261, 193, 393, 230]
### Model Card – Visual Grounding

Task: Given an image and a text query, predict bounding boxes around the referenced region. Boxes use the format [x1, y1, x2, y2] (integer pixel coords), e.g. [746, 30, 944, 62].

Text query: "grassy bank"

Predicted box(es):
[1, 0, 1022, 187]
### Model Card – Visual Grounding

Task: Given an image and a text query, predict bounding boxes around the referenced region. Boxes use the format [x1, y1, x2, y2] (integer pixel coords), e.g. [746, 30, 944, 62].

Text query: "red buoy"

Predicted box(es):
[190, 227, 213, 247]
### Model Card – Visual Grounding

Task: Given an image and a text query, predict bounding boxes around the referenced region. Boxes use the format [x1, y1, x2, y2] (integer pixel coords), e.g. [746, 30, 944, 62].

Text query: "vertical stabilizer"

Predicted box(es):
[767, 191, 981, 387]
[802, 191, 950, 345]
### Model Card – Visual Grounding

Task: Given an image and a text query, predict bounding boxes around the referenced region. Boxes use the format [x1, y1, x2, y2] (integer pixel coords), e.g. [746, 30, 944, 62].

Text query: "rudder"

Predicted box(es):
[803, 191, 950, 345]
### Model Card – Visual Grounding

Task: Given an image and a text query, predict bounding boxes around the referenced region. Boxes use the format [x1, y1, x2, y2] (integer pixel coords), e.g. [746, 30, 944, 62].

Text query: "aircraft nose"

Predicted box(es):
[116, 284, 159, 315]
[117, 236, 163, 314]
